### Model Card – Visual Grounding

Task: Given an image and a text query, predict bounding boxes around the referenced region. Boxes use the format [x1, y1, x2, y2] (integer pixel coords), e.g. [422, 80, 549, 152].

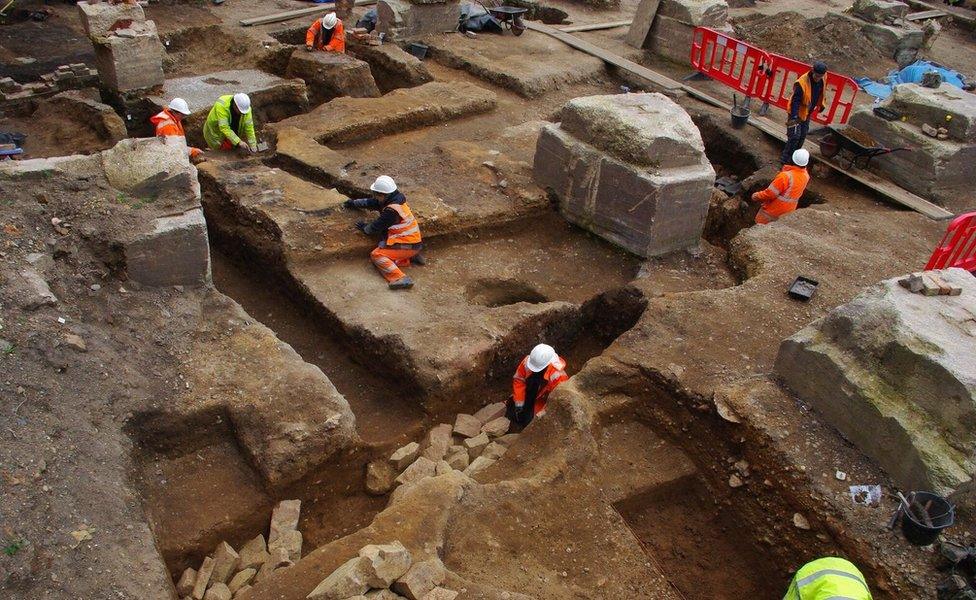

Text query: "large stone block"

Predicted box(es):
[656, 0, 729, 26]
[377, 0, 460, 41]
[101, 136, 200, 201]
[347, 42, 433, 92]
[824, 11, 922, 58]
[124, 207, 211, 287]
[888, 83, 976, 144]
[776, 269, 976, 495]
[534, 93, 714, 258]
[285, 49, 380, 106]
[93, 21, 165, 93]
[77, 1, 146, 38]
[852, 0, 909, 23]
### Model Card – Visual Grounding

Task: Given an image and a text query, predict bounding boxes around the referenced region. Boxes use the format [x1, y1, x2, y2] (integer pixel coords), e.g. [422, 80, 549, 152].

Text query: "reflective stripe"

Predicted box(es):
[775, 171, 799, 203]
[796, 569, 869, 592]
[758, 208, 778, 222]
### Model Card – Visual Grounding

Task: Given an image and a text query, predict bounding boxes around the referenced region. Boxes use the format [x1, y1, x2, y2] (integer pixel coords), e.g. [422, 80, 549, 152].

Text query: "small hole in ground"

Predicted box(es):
[465, 278, 549, 308]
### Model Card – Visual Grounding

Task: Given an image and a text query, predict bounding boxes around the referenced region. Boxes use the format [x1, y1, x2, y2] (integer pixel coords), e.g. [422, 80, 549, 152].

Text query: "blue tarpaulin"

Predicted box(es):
[856, 60, 969, 100]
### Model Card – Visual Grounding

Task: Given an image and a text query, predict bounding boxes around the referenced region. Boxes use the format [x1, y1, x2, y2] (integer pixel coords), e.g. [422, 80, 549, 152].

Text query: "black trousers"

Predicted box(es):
[781, 120, 810, 164]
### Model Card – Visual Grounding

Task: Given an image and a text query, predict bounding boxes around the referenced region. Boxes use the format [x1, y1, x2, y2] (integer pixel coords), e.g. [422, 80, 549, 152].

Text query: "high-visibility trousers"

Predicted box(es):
[370, 246, 418, 282]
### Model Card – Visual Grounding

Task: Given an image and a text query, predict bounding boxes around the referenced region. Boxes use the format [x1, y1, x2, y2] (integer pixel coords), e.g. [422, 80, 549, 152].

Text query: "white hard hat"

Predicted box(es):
[168, 97, 191, 115]
[526, 344, 557, 373]
[233, 93, 252, 114]
[321, 12, 338, 28]
[792, 148, 810, 167]
[370, 175, 397, 194]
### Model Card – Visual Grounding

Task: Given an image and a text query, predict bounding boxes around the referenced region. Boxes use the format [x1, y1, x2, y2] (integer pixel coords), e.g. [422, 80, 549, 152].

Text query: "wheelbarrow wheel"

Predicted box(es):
[511, 16, 526, 35]
[819, 133, 840, 158]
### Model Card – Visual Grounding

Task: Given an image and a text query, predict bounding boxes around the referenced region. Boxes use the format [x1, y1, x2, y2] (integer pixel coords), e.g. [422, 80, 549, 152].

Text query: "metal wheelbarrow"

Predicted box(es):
[813, 126, 911, 169]
[486, 5, 528, 35]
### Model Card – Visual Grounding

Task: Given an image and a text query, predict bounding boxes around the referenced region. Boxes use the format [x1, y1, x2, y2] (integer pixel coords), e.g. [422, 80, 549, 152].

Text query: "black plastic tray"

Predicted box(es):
[788, 276, 819, 301]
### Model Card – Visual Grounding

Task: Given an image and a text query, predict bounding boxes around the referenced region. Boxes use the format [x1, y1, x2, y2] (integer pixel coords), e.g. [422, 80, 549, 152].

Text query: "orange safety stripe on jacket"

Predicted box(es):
[385, 202, 422, 245]
[306, 19, 345, 53]
[795, 72, 827, 122]
[149, 109, 202, 158]
[512, 355, 568, 415]
[753, 165, 809, 224]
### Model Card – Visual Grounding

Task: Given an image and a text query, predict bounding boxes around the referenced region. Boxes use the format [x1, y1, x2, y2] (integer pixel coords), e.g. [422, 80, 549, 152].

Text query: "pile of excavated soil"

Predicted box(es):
[0, 112, 110, 158]
[160, 25, 277, 77]
[732, 12, 891, 79]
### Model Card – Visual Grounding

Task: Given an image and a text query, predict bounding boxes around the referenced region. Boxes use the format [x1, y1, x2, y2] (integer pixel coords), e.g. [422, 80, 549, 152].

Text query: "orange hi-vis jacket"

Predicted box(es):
[385, 202, 422, 246]
[306, 19, 345, 53]
[795, 72, 826, 122]
[513, 355, 568, 416]
[753, 164, 810, 224]
[149, 108, 202, 158]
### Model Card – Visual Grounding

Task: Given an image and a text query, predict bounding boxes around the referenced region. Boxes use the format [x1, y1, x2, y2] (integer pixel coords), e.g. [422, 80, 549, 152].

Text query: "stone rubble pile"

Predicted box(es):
[307, 541, 458, 600]
[823, 0, 940, 62]
[365, 402, 519, 495]
[175, 500, 303, 600]
[0, 64, 99, 110]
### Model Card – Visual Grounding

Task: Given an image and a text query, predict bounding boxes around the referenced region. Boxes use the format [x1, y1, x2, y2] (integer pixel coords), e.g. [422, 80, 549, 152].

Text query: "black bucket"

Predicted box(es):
[901, 491, 954, 546]
[406, 43, 428, 60]
[730, 106, 750, 129]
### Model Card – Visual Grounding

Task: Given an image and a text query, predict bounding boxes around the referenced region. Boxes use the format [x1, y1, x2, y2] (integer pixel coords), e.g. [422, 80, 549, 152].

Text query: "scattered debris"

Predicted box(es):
[850, 485, 883, 506]
[792, 513, 811, 530]
[899, 271, 963, 296]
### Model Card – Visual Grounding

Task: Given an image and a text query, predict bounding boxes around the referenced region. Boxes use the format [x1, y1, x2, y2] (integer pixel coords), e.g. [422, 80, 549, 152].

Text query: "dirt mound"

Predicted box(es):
[733, 11, 891, 79]
[0, 90, 126, 158]
[161, 25, 278, 77]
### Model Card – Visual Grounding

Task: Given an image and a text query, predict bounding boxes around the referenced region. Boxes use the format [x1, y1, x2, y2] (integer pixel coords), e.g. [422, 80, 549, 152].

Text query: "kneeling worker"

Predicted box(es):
[510, 344, 568, 428]
[346, 175, 422, 290]
[750, 148, 810, 224]
[306, 12, 345, 53]
[783, 556, 872, 600]
[203, 93, 257, 155]
[150, 98, 204, 163]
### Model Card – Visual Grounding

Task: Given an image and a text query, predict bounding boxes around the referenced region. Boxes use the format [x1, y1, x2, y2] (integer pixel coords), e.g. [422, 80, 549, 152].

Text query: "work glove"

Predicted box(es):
[305, 45, 314, 52]
[237, 141, 253, 155]
[355, 220, 367, 233]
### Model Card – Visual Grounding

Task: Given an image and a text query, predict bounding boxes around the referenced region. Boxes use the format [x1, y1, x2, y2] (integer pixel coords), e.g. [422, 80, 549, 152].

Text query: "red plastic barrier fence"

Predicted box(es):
[925, 212, 976, 272]
[690, 27, 859, 125]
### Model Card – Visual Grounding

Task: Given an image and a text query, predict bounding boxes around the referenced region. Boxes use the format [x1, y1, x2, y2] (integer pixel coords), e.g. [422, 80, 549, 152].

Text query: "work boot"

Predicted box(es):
[412, 253, 427, 266]
[389, 276, 414, 290]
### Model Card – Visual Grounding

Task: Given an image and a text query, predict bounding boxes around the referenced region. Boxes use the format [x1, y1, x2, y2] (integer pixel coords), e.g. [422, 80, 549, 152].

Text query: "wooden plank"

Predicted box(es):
[240, 0, 376, 27]
[624, 0, 662, 47]
[524, 23, 955, 220]
[902, 0, 975, 25]
[905, 9, 948, 20]
[525, 21, 681, 91]
[558, 20, 633, 33]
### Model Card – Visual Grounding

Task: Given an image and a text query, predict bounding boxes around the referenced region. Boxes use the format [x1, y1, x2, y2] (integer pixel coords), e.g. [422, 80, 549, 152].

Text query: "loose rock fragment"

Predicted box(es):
[793, 513, 811, 530]
[728, 474, 745, 488]
[203, 583, 232, 600]
[481, 417, 510, 438]
[358, 541, 413, 588]
[495, 433, 520, 447]
[463, 432, 490, 458]
[390, 442, 420, 472]
[445, 446, 469, 471]
[421, 588, 459, 600]
[176, 567, 197, 596]
[391, 559, 447, 600]
[192, 556, 215, 600]
[306, 556, 371, 599]
[482, 441, 507, 461]
[365, 460, 397, 495]
[473, 402, 506, 424]
[435, 460, 453, 475]
[395, 456, 436, 487]
[211, 541, 240, 585]
[421, 424, 453, 462]
[228, 568, 256, 594]
[269, 529, 302, 562]
[256, 546, 293, 582]
[238, 535, 270, 570]
[63, 333, 87, 353]
[452, 413, 482, 438]
[269, 499, 301, 544]
[464, 456, 496, 476]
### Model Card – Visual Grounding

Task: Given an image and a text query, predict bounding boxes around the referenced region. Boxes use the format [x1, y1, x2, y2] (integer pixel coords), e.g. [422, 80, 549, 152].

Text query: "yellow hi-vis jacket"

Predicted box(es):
[783, 557, 872, 600]
[203, 95, 257, 151]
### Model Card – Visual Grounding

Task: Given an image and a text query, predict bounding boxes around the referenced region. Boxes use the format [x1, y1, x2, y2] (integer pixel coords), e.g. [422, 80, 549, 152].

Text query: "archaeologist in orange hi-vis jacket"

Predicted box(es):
[346, 175, 424, 290]
[509, 344, 569, 428]
[149, 98, 204, 163]
[750, 148, 811, 224]
[305, 12, 345, 53]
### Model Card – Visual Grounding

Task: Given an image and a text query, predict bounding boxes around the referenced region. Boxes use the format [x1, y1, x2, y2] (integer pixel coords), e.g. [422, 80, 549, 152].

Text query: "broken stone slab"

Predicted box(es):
[269, 499, 301, 545]
[377, 0, 461, 41]
[391, 558, 447, 600]
[656, 0, 729, 26]
[463, 432, 490, 459]
[150, 70, 309, 148]
[421, 423, 454, 462]
[452, 414, 482, 438]
[421, 588, 459, 600]
[101, 136, 199, 201]
[203, 583, 232, 600]
[211, 541, 240, 585]
[227, 568, 256, 594]
[347, 42, 433, 92]
[472, 402, 506, 424]
[464, 455, 496, 476]
[888, 83, 976, 143]
[123, 207, 211, 288]
[359, 541, 413, 587]
[269, 81, 496, 146]
[366, 459, 397, 495]
[395, 456, 437, 487]
[237, 535, 270, 570]
[177, 567, 197, 597]
[390, 441, 421, 472]
[269, 529, 302, 562]
[256, 546, 294, 583]
[92, 21, 165, 93]
[853, 0, 909, 23]
[192, 556, 216, 600]
[445, 445, 470, 470]
[285, 49, 381, 106]
[482, 441, 507, 461]
[776, 268, 976, 495]
[77, 1, 146, 38]
[534, 94, 714, 259]
[16, 268, 58, 310]
[481, 417, 510, 438]
[307, 555, 372, 599]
